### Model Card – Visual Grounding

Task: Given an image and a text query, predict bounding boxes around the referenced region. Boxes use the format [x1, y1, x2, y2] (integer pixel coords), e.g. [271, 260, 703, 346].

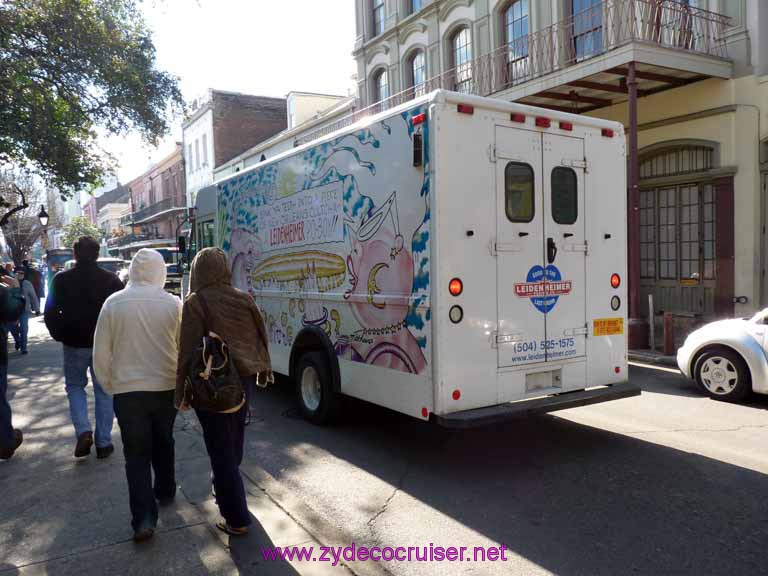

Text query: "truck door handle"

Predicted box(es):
[547, 237, 557, 264]
[563, 233, 574, 238]
[518, 232, 529, 237]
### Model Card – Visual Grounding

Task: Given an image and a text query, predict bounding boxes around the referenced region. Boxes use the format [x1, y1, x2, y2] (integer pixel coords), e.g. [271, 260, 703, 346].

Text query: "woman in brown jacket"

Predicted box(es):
[176, 247, 271, 535]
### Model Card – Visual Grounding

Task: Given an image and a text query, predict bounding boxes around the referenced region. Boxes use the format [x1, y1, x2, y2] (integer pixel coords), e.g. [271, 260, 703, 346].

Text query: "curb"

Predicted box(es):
[628, 352, 679, 369]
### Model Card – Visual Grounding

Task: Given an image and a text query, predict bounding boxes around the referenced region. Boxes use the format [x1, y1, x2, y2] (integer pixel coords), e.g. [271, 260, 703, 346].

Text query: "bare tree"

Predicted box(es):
[0, 170, 47, 265]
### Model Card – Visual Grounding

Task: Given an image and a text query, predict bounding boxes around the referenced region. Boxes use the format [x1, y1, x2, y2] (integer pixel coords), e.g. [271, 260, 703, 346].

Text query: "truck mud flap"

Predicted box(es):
[433, 382, 640, 429]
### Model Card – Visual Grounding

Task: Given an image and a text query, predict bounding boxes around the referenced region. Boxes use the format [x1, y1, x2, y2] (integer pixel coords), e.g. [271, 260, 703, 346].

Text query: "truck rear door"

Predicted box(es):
[496, 127, 586, 368]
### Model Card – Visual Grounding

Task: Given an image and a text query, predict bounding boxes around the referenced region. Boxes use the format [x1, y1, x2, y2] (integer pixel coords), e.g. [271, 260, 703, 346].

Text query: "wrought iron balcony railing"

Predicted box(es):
[310, 0, 729, 145]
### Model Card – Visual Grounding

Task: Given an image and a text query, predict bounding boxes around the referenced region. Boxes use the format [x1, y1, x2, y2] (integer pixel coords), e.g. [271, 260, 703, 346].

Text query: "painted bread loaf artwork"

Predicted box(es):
[250, 250, 346, 293]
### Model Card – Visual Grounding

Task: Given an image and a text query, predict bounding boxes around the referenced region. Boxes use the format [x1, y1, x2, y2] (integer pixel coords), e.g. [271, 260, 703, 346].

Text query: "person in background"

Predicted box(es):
[9, 268, 40, 355]
[94, 249, 182, 543]
[4, 264, 14, 277]
[0, 274, 25, 459]
[176, 247, 272, 536]
[44, 237, 123, 459]
[22, 260, 44, 300]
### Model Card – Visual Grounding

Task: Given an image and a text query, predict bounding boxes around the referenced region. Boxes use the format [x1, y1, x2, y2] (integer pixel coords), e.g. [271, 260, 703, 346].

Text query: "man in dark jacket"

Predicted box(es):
[45, 236, 123, 458]
[0, 273, 25, 460]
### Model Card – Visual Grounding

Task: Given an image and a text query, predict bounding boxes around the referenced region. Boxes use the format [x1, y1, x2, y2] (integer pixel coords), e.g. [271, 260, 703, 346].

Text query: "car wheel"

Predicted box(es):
[295, 352, 339, 425]
[694, 348, 751, 402]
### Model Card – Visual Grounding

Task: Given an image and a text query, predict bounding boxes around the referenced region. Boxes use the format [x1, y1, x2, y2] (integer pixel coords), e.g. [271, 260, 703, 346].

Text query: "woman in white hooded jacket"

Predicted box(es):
[93, 249, 182, 543]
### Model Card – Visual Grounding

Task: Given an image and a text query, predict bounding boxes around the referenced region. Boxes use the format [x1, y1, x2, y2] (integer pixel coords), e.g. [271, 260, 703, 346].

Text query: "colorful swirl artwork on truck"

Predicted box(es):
[218, 106, 431, 375]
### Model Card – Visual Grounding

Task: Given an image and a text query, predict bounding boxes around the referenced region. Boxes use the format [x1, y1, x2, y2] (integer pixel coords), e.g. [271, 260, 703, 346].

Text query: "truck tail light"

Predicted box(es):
[611, 273, 621, 289]
[449, 278, 463, 296]
[412, 113, 426, 126]
[449, 306, 464, 324]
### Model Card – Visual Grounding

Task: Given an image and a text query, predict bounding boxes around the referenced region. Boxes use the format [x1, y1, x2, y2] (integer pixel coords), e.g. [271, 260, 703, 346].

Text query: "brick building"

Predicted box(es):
[182, 90, 287, 206]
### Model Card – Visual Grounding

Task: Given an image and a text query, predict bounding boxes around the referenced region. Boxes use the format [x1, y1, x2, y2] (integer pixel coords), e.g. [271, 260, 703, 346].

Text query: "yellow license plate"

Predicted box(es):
[593, 318, 624, 336]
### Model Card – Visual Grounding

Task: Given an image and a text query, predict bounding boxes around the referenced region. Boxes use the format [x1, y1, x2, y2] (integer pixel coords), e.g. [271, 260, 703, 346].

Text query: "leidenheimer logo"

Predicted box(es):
[514, 281, 572, 297]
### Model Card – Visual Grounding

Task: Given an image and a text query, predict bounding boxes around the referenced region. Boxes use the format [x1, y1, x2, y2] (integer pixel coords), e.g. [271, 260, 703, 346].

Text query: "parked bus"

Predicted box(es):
[212, 90, 637, 426]
[45, 248, 74, 285]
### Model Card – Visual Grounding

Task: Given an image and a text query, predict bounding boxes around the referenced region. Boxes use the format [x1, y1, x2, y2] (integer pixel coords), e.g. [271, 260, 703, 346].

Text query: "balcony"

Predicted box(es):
[357, 0, 731, 119]
[122, 197, 187, 226]
[107, 233, 149, 248]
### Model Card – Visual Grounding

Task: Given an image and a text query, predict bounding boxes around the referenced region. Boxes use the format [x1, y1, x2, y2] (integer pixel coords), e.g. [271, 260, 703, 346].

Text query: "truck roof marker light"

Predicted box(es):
[421, 407, 429, 418]
[412, 113, 426, 126]
[535, 117, 551, 128]
[602, 128, 615, 138]
[457, 104, 474, 115]
[559, 121, 573, 131]
[511, 113, 526, 124]
[452, 390, 461, 401]
[449, 278, 463, 297]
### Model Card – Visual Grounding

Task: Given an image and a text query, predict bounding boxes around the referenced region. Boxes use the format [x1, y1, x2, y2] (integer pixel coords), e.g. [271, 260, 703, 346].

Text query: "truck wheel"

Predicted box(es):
[694, 348, 751, 402]
[295, 352, 339, 424]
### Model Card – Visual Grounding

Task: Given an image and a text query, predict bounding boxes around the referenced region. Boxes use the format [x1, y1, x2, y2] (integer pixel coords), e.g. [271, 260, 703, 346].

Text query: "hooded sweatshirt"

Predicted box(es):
[94, 249, 182, 395]
[175, 247, 271, 407]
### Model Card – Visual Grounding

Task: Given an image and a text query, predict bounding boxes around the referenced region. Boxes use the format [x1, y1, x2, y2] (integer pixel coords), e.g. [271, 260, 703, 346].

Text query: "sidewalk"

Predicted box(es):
[0, 316, 355, 576]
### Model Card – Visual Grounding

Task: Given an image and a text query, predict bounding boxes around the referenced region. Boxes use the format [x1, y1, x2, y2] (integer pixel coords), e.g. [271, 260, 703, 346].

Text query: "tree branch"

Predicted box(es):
[0, 184, 28, 227]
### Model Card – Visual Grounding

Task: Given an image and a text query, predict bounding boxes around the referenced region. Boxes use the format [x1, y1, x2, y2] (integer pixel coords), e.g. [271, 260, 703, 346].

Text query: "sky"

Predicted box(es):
[100, 0, 357, 187]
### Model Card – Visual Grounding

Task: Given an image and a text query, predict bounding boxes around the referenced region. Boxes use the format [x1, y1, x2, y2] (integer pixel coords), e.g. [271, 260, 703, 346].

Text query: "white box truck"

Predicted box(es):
[215, 90, 638, 426]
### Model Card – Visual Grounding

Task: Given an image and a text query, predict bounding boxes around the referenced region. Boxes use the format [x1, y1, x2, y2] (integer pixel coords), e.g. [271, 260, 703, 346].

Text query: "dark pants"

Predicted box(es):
[114, 390, 177, 532]
[0, 362, 13, 449]
[195, 376, 253, 529]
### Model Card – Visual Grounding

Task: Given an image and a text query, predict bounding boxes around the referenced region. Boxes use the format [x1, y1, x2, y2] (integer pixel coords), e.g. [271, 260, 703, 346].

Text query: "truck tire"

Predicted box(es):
[295, 351, 339, 424]
[694, 347, 751, 402]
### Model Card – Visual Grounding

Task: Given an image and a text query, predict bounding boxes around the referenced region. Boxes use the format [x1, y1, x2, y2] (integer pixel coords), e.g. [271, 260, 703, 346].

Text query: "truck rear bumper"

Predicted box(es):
[433, 382, 640, 429]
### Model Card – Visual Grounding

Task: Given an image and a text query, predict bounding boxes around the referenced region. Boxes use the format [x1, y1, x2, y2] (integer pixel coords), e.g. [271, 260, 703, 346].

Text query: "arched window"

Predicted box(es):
[374, 68, 389, 107]
[372, 0, 385, 36]
[503, 1, 529, 83]
[451, 27, 472, 93]
[409, 51, 426, 97]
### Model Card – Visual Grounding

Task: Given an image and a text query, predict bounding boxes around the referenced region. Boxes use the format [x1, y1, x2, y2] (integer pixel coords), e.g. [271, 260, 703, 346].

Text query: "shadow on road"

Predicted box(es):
[246, 381, 768, 575]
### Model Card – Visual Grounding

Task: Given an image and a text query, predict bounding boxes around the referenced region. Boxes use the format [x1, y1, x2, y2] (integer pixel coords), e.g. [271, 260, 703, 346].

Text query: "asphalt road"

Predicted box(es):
[241, 363, 768, 576]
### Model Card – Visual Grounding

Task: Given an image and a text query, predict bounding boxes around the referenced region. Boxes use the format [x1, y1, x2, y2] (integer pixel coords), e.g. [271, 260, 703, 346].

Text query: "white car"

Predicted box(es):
[677, 310, 768, 401]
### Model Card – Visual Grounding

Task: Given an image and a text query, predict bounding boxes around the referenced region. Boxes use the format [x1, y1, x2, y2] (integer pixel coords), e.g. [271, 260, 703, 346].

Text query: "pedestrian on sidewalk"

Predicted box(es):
[0, 274, 25, 460]
[44, 236, 123, 459]
[176, 247, 272, 536]
[94, 249, 182, 542]
[9, 267, 40, 355]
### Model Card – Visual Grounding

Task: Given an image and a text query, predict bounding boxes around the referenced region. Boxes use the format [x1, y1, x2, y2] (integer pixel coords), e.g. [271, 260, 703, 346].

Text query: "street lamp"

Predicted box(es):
[38, 205, 49, 252]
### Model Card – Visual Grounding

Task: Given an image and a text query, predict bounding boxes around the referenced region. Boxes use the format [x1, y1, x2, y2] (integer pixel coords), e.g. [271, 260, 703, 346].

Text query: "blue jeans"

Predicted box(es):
[0, 361, 13, 449]
[63, 346, 113, 448]
[10, 311, 29, 353]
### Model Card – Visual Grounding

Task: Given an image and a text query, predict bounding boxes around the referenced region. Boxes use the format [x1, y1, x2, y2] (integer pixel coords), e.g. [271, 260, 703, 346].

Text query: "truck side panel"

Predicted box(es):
[216, 105, 434, 420]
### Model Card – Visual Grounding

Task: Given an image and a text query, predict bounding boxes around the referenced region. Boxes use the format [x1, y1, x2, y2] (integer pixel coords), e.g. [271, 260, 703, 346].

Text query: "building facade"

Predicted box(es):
[182, 90, 288, 207]
[109, 144, 187, 258]
[353, 0, 768, 346]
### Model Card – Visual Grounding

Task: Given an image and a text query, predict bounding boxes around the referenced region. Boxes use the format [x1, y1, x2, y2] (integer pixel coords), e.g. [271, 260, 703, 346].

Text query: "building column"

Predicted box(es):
[627, 61, 649, 349]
